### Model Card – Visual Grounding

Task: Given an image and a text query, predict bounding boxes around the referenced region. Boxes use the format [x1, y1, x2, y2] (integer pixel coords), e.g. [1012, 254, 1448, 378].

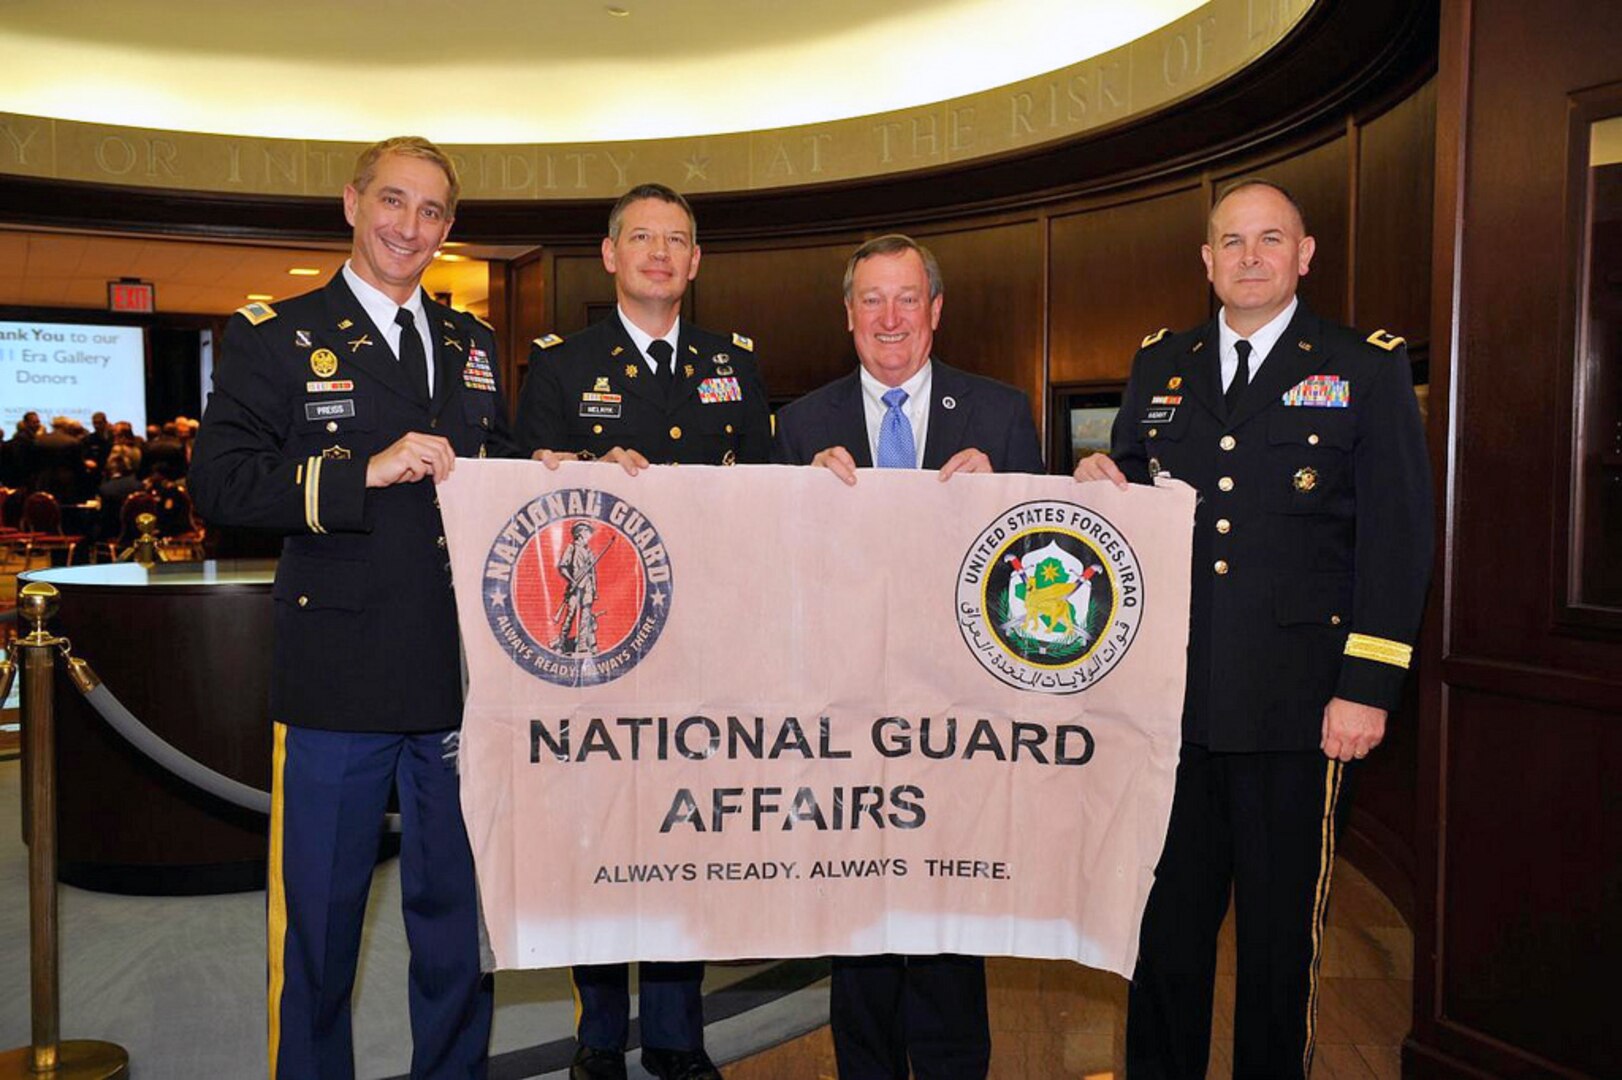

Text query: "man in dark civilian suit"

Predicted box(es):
[773, 234, 1044, 1080]
[192, 135, 509, 1080]
[1076, 179, 1432, 1077]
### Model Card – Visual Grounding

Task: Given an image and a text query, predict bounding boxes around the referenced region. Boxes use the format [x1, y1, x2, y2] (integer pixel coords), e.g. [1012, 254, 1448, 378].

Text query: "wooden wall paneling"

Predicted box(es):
[914, 219, 1045, 429]
[1047, 187, 1210, 386]
[1214, 136, 1353, 323]
[685, 240, 857, 401]
[484, 257, 514, 402]
[508, 248, 549, 399]
[1414, 0, 1622, 1074]
[1356, 78, 1438, 342]
[1447, 7, 1620, 677]
[1436, 689, 1620, 1074]
[549, 248, 617, 336]
[1410, 0, 1470, 1072]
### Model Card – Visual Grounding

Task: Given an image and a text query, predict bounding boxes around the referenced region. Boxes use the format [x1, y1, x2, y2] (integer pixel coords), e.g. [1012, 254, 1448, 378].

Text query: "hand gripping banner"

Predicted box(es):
[439, 461, 1195, 977]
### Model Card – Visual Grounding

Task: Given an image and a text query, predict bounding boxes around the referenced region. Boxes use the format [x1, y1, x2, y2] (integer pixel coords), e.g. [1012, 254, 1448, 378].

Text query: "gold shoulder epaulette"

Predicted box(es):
[1141, 328, 1170, 348]
[533, 333, 563, 350]
[1366, 329, 1405, 352]
[732, 332, 755, 352]
[471, 313, 494, 332]
[237, 301, 278, 326]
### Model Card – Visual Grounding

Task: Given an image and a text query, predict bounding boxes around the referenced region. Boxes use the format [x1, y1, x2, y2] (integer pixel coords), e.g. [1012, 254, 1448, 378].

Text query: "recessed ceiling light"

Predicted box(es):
[606, 6, 629, 16]
[440, 241, 466, 249]
[436, 253, 468, 263]
[288, 267, 321, 276]
[246, 293, 273, 301]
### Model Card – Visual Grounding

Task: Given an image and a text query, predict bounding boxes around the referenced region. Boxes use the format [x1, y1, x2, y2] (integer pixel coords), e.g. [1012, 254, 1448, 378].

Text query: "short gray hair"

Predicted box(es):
[843, 234, 943, 300]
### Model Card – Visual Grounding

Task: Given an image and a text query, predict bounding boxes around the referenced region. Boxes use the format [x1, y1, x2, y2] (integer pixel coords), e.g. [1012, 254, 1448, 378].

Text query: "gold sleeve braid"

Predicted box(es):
[1343, 632, 1412, 669]
[303, 456, 326, 534]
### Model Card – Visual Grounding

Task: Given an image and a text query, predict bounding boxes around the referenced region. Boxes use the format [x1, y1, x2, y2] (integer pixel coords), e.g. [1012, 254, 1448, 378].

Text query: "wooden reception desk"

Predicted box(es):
[19, 561, 276, 894]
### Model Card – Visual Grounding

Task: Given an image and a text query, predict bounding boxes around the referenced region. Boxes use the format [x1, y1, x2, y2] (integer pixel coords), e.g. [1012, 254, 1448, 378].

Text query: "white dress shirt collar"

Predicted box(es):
[858, 360, 933, 468]
[1217, 296, 1298, 389]
[618, 307, 681, 375]
[341, 262, 435, 389]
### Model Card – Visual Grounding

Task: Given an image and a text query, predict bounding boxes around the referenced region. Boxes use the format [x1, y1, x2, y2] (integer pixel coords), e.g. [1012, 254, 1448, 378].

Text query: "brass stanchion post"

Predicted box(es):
[0, 583, 129, 1079]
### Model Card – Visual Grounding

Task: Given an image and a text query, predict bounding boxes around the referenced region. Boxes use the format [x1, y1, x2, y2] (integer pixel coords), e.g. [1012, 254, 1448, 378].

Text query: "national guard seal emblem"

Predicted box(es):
[956, 500, 1145, 693]
[481, 488, 672, 687]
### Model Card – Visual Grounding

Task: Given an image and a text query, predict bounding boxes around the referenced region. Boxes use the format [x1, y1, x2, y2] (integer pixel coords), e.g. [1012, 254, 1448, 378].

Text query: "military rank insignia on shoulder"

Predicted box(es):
[237, 301, 278, 326]
[534, 333, 563, 350]
[1366, 329, 1405, 352]
[1141, 328, 1170, 348]
[731, 332, 755, 352]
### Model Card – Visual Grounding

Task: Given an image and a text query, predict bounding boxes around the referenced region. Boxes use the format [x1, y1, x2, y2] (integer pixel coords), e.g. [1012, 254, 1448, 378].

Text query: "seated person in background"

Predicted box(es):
[96, 446, 142, 543]
[143, 421, 188, 482]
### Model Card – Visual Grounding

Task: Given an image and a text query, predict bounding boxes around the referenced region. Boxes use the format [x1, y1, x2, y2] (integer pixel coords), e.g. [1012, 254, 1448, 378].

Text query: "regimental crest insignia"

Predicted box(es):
[310, 348, 339, 378]
[956, 500, 1145, 693]
[481, 488, 673, 688]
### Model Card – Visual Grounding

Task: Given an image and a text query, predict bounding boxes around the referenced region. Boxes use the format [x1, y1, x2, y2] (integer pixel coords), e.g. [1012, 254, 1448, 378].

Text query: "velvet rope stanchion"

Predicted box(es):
[0, 583, 129, 1080]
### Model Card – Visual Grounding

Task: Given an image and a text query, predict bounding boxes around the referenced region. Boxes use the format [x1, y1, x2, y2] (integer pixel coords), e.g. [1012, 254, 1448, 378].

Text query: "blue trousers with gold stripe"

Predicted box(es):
[269, 723, 492, 1080]
[1126, 745, 1350, 1079]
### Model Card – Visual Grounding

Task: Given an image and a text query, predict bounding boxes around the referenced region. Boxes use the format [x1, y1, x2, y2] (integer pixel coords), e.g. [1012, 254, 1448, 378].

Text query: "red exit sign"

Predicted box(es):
[108, 280, 155, 313]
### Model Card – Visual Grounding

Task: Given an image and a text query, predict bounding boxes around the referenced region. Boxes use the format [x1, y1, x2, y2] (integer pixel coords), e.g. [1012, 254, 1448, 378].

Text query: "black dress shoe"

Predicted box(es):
[570, 1044, 628, 1080]
[640, 1046, 722, 1080]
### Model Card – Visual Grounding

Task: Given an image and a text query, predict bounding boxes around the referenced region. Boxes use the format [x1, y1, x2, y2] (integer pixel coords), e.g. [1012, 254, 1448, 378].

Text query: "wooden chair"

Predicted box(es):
[18, 491, 84, 568]
[105, 490, 162, 562]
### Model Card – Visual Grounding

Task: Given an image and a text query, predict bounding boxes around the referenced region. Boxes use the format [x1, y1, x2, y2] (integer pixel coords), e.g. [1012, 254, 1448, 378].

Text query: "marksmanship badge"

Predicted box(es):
[956, 500, 1145, 693]
[481, 488, 673, 687]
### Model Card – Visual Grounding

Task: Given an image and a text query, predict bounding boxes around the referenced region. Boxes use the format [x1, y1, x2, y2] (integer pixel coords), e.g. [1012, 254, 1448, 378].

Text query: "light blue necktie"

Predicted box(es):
[876, 387, 916, 469]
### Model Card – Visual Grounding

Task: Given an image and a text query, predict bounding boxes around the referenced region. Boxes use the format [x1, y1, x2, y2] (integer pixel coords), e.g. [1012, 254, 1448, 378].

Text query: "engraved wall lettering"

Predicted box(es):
[95, 136, 137, 175]
[605, 149, 634, 187]
[502, 152, 534, 192]
[318, 150, 354, 189]
[1101, 61, 1126, 110]
[764, 141, 794, 177]
[263, 147, 299, 186]
[0, 121, 44, 165]
[146, 138, 179, 179]
[912, 116, 938, 158]
[874, 121, 901, 165]
[804, 134, 832, 175]
[1011, 91, 1036, 137]
[950, 107, 975, 152]
[563, 152, 595, 189]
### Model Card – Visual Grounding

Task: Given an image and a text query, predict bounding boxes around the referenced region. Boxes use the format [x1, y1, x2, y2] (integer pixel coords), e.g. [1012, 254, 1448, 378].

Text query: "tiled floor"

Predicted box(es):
[726, 860, 1411, 1079]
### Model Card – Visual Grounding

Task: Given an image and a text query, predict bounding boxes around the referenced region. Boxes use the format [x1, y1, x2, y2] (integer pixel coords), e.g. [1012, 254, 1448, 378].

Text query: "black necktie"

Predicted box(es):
[648, 339, 676, 391]
[395, 307, 429, 402]
[1225, 339, 1253, 417]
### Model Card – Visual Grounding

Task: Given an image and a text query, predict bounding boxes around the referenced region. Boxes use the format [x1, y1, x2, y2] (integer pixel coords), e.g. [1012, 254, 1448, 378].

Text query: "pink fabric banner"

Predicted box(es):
[439, 461, 1194, 977]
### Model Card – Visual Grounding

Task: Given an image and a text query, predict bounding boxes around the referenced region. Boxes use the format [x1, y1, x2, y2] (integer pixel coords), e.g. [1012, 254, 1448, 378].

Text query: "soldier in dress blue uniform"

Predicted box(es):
[191, 136, 512, 1080]
[516, 184, 768, 1080]
[1076, 179, 1433, 1077]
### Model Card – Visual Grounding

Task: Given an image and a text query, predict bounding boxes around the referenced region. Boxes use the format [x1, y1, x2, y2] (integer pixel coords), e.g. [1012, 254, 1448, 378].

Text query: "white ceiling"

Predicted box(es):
[0, 0, 1204, 142]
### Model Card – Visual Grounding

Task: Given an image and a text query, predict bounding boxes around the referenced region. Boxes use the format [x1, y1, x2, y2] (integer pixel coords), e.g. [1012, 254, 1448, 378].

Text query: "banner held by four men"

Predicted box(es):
[440, 460, 1195, 978]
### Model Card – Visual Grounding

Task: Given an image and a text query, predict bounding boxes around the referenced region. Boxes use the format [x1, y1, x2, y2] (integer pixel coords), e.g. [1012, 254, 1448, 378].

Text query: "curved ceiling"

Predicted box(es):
[0, 0, 1204, 142]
